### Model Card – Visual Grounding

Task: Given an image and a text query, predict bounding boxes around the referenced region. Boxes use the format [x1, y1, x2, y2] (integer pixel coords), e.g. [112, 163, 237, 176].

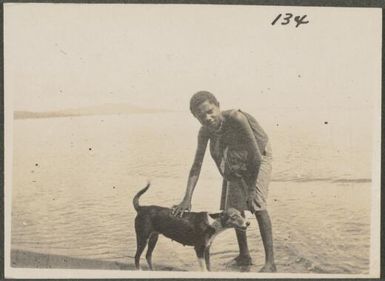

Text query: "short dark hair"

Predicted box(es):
[190, 91, 219, 115]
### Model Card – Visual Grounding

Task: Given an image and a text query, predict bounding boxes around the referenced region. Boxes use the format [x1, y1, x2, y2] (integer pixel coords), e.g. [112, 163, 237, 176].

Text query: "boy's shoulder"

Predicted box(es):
[223, 109, 241, 118]
[198, 125, 210, 137]
[223, 109, 251, 122]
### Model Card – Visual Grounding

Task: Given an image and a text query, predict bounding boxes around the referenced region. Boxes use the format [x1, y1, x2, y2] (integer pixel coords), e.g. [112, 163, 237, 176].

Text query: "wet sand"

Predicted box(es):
[10, 248, 307, 273]
[11, 249, 136, 271]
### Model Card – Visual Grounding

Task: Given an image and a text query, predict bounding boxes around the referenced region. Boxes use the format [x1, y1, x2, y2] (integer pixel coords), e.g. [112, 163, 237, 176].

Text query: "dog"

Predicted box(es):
[133, 183, 250, 271]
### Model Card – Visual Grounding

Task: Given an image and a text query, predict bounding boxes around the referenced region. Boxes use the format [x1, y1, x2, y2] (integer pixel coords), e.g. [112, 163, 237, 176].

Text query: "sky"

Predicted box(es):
[4, 4, 382, 117]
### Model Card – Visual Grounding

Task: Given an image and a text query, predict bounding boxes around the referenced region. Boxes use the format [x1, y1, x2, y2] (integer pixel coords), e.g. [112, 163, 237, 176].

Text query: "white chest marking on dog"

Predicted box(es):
[207, 213, 216, 225]
[206, 214, 226, 247]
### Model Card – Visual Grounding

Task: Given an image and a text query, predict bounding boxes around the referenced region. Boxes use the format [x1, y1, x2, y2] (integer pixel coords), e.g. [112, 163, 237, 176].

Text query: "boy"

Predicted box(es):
[172, 91, 276, 272]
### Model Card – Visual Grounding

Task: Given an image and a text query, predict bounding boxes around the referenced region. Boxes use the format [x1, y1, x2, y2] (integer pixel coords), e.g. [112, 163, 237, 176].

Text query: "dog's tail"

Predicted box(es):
[133, 182, 150, 212]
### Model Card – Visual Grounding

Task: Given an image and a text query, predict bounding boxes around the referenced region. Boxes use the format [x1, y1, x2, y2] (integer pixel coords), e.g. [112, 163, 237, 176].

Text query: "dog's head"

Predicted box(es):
[209, 208, 250, 231]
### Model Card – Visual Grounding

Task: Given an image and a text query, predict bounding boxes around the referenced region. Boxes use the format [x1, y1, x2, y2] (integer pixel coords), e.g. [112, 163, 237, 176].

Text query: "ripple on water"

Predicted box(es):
[11, 115, 372, 273]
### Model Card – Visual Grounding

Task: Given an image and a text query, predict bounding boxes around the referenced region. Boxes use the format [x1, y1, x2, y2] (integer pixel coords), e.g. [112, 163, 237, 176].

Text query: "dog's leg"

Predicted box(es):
[195, 246, 206, 272]
[204, 246, 211, 271]
[145, 232, 159, 270]
[197, 258, 207, 272]
[134, 218, 151, 270]
[135, 236, 147, 270]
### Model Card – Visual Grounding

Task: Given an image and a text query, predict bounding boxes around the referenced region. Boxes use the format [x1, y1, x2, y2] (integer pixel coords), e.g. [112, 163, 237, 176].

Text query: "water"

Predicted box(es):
[11, 111, 371, 273]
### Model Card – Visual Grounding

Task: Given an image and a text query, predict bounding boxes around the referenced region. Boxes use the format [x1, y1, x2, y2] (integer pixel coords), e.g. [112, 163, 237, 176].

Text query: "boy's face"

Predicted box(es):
[193, 100, 222, 131]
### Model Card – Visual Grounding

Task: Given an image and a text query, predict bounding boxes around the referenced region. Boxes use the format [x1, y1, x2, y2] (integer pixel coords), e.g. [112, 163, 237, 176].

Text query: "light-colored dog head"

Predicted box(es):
[209, 208, 250, 231]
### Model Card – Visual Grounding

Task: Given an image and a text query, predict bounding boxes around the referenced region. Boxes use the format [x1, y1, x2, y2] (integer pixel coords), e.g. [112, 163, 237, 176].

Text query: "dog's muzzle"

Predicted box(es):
[237, 221, 250, 231]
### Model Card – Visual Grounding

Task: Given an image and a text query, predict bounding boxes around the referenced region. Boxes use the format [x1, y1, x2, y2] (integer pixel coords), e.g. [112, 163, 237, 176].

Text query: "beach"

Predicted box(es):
[11, 180, 370, 273]
[11, 180, 370, 274]
[6, 4, 381, 276]
[10, 112, 372, 274]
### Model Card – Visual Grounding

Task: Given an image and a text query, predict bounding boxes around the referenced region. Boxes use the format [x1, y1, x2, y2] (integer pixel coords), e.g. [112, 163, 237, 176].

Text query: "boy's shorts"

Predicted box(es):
[220, 142, 272, 212]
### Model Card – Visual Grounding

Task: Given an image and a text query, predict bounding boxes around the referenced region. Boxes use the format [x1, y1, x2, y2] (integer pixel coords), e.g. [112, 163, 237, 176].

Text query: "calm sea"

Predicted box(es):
[11, 111, 372, 273]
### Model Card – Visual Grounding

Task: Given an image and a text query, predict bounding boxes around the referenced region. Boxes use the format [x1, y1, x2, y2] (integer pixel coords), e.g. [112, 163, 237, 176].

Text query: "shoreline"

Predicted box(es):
[10, 249, 135, 271]
[9, 248, 307, 273]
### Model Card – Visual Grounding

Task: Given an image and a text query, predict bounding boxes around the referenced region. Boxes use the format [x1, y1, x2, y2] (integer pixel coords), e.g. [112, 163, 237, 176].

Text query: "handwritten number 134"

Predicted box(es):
[272, 13, 309, 27]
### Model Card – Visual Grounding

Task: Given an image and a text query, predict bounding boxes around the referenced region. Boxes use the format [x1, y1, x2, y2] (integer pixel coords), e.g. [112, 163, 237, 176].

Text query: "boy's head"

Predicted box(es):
[190, 91, 222, 131]
[190, 91, 219, 115]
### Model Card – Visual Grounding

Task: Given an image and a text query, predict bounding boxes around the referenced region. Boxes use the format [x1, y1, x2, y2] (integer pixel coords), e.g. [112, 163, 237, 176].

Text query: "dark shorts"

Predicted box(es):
[220, 142, 272, 212]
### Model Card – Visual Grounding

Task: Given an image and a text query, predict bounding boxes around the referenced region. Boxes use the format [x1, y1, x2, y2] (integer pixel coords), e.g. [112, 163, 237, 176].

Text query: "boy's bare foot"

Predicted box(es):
[234, 255, 253, 266]
[259, 263, 277, 272]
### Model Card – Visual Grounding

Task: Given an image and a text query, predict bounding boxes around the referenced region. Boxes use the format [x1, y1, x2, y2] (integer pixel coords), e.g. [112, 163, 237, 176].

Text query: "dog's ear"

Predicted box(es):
[209, 213, 221, 219]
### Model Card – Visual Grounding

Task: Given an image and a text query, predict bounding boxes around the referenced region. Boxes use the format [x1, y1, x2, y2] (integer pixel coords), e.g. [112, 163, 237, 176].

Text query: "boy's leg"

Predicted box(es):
[255, 209, 276, 272]
[234, 211, 252, 265]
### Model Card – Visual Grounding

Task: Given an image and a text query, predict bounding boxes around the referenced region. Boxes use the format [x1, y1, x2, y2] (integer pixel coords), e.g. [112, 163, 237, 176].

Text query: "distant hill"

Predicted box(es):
[14, 103, 173, 120]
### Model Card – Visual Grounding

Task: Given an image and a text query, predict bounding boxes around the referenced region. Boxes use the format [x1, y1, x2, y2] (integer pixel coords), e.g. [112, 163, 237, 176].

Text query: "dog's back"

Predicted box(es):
[142, 207, 212, 245]
[133, 183, 215, 246]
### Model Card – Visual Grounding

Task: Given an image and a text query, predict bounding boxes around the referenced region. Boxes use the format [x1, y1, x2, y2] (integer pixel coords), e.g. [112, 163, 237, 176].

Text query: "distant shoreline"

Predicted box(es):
[14, 110, 174, 120]
[15, 111, 84, 120]
[14, 104, 175, 120]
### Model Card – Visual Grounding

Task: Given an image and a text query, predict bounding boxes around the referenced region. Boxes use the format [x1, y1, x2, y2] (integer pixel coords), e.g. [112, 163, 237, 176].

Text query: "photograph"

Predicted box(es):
[4, 3, 382, 279]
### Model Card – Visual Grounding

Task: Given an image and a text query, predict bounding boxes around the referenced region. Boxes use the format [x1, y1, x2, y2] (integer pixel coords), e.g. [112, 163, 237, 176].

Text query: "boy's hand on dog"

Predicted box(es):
[171, 199, 192, 217]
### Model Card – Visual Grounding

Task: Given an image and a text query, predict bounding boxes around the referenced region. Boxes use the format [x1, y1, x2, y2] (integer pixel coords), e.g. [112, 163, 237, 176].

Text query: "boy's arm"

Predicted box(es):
[230, 111, 263, 212]
[230, 110, 263, 163]
[172, 127, 209, 217]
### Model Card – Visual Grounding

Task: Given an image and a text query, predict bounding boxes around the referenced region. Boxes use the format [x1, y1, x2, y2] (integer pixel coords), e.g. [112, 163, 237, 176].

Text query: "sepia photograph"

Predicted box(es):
[4, 3, 382, 279]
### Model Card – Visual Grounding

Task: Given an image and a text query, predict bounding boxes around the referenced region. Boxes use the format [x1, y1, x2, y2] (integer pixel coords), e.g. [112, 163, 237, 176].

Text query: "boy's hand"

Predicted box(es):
[171, 199, 192, 217]
[246, 192, 260, 214]
[239, 177, 259, 214]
